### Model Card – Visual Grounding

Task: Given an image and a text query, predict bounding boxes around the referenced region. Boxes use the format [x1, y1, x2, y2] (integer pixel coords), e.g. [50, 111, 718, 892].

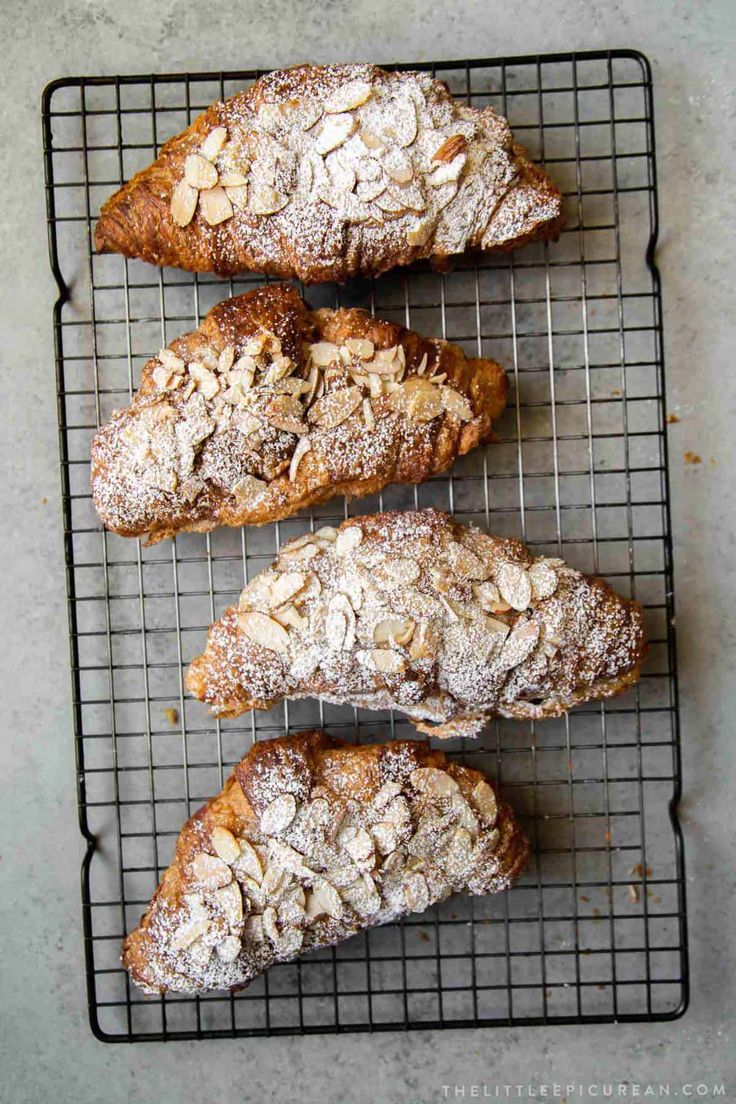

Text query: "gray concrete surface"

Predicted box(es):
[1, 1, 734, 1100]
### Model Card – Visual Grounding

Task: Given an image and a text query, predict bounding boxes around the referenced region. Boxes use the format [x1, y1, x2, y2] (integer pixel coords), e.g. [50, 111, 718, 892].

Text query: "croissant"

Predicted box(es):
[123, 729, 529, 995]
[187, 509, 646, 736]
[94, 63, 563, 282]
[90, 283, 507, 543]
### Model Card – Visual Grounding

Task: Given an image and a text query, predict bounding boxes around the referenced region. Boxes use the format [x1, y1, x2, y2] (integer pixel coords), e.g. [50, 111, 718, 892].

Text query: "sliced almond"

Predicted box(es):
[172, 917, 211, 951]
[374, 190, 407, 215]
[432, 134, 468, 164]
[280, 540, 320, 563]
[187, 362, 219, 399]
[233, 474, 268, 504]
[152, 364, 177, 391]
[529, 561, 558, 601]
[406, 215, 436, 247]
[200, 185, 233, 226]
[359, 126, 384, 151]
[268, 839, 314, 879]
[212, 881, 244, 928]
[272, 604, 307, 632]
[356, 178, 387, 202]
[260, 793, 298, 836]
[216, 935, 242, 962]
[219, 170, 248, 187]
[403, 872, 430, 913]
[335, 526, 363, 556]
[158, 348, 185, 373]
[308, 385, 363, 429]
[409, 620, 438, 661]
[305, 878, 343, 922]
[249, 186, 289, 215]
[441, 386, 473, 421]
[262, 905, 280, 944]
[211, 826, 241, 865]
[270, 571, 308, 608]
[342, 873, 381, 917]
[410, 767, 459, 798]
[367, 648, 406, 675]
[472, 780, 498, 827]
[362, 397, 376, 430]
[200, 126, 228, 162]
[264, 393, 305, 434]
[371, 822, 399, 855]
[170, 179, 198, 227]
[233, 839, 263, 884]
[217, 345, 236, 373]
[446, 541, 488, 580]
[238, 610, 291, 654]
[308, 341, 341, 367]
[187, 852, 233, 889]
[345, 337, 375, 360]
[324, 79, 373, 113]
[385, 97, 418, 148]
[497, 562, 532, 611]
[390, 377, 443, 423]
[223, 184, 249, 211]
[497, 619, 540, 669]
[339, 825, 375, 866]
[243, 914, 265, 943]
[384, 149, 414, 184]
[374, 617, 415, 646]
[427, 153, 466, 187]
[184, 153, 218, 190]
[314, 113, 355, 154]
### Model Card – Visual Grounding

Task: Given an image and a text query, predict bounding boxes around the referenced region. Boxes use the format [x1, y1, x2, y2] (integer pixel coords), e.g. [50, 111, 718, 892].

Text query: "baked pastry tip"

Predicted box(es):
[94, 63, 563, 282]
[90, 283, 507, 543]
[186, 509, 647, 735]
[122, 730, 529, 995]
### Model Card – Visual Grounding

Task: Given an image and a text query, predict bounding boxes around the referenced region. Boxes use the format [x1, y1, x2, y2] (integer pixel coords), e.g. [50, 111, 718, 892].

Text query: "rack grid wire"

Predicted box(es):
[42, 49, 688, 1042]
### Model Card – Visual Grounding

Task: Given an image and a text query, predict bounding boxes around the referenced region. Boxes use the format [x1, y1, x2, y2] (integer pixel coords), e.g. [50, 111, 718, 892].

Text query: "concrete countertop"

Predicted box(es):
[1, 1, 733, 1100]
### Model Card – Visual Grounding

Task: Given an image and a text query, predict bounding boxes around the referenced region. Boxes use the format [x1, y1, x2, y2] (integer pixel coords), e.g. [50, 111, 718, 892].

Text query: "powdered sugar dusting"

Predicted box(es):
[186, 509, 646, 732]
[123, 732, 529, 995]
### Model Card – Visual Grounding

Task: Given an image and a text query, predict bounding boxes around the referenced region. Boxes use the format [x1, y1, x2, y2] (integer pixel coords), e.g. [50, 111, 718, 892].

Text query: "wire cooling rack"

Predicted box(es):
[42, 49, 687, 1042]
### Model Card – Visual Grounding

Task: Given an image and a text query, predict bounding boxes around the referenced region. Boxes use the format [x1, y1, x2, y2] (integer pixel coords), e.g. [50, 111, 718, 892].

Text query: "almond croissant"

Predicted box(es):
[94, 63, 563, 282]
[186, 509, 647, 736]
[123, 730, 529, 995]
[90, 284, 507, 543]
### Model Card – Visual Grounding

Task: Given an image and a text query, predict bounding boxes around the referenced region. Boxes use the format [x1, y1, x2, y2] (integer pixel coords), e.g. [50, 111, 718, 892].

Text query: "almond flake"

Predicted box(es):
[472, 781, 498, 827]
[172, 917, 211, 951]
[362, 397, 376, 430]
[410, 767, 459, 798]
[187, 852, 233, 889]
[211, 826, 241, 864]
[272, 604, 307, 632]
[409, 621, 438, 660]
[249, 186, 289, 215]
[441, 386, 473, 421]
[308, 341, 341, 366]
[269, 572, 308, 608]
[359, 126, 384, 151]
[233, 839, 263, 883]
[200, 185, 233, 225]
[152, 365, 177, 391]
[404, 872, 430, 913]
[224, 184, 249, 211]
[238, 610, 291, 654]
[260, 793, 298, 836]
[335, 526, 363, 556]
[374, 618, 415, 646]
[374, 190, 407, 215]
[280, 541, 320, 563]
[356, 178, 387, 202]
[365, 649, 406, 675]
[406, 215, 436, 247]
[219, 171, 248, 187]
[497, 619, 540, 669]
[432, 134, 468, 164]
[371, 822, 400, 854]
[497, 562, 532, 611]
[216, 935, 242, 962]
[384, 148, 414, 184]
[529, 561, 558, 601]
[218, 345, 236, 373]
[308, 385, 363, 429]
[324, 79, 373, 113]
[385, 97, 418, 148]
[262, 906, 280, 944]
[314, 113, 355, 154]
[184, 153, 219, 190]
[158, 348, 185, 373]
[345, 337, 375, 360]
[268, 839, 314, 879]
[200, 126, 228, 162]
[446, 542, 488, 580]
[339, 825, 374, 866]
[390, 377, 443, 422]
[170, 179, 198, 227]
[212, 881, 244, 928]
[187, 362, 219, 399]
[264, 393, 305, 434]
[427, 153, 466, 186]
[305, 878, 343, 921]
[342, 873, 381, 917]
[233, 474, 268, 504]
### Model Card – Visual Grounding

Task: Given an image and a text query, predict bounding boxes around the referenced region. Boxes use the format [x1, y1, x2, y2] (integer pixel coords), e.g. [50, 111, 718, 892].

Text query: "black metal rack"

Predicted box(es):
[42, 49, 688, 1042]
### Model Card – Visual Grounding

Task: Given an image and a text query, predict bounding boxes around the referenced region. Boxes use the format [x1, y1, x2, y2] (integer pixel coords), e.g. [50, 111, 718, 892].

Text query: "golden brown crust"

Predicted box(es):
[123, 730, 529, 995]
[94, 64, 563, 282]
[90, 284, 507, 543]
[185, 509, 646, 732]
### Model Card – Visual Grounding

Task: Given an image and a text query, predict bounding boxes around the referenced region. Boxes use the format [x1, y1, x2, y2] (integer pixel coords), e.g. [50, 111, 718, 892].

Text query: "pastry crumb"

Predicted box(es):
[666, 413, 680, 424]
[164, 707, 180, 726]
[683, 450, 701, 464]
